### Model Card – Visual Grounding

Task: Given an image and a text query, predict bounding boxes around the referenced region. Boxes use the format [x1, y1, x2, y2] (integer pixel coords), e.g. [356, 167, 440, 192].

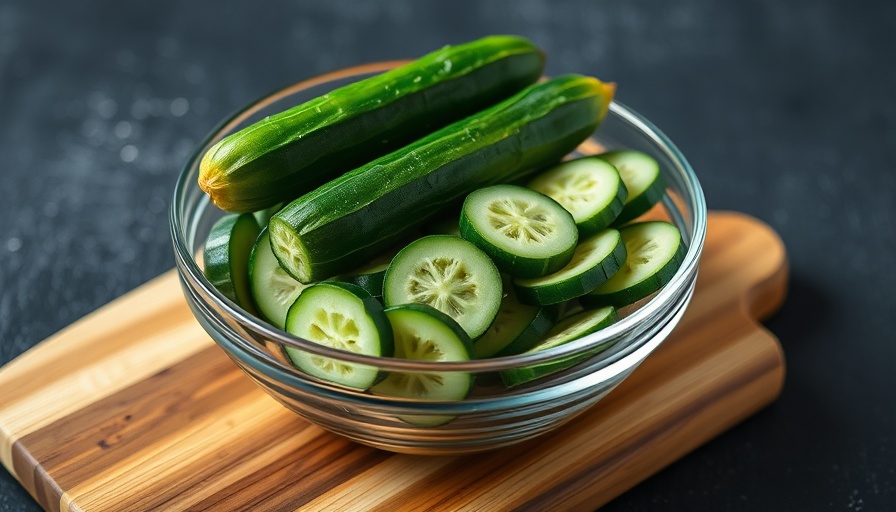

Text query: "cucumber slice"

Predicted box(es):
[460, 184, 578, 278]
[383, 235, 502, 339]
[474, 277, 558, 358]
[500, 306, 618, 387]
[528, 157, 628, 236]
[372, 304, 474, 427]
[596, 151, 665, 225]
[513, 229, 627, 306]
[583, 221, 685, 307]
[249, 229, 310, 329]
[203, 213, 261, 314]
[284, 282, 393, 390]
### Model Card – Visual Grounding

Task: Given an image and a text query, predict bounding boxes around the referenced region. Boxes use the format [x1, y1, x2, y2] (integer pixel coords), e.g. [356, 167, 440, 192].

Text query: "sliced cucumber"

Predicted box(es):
[513, 229, 627, 306]
[596, 151, 665, 225]
[372, 304, 474, 427]
[474, 277, 557, 358]
[383, 235, 502, 339]
[528, 157, 628, 236]
[501, 306, 618, 387]
[284, 282, 393, 390]
[460, 184, 578, 278]
[583, 221, 684, 307]
[249, 229, 309, 329]
[203, 213, 261, 314]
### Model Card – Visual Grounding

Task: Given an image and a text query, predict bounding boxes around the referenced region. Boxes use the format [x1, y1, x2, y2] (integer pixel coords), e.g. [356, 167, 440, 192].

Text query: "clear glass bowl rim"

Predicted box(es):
[170, 61, 707, 373]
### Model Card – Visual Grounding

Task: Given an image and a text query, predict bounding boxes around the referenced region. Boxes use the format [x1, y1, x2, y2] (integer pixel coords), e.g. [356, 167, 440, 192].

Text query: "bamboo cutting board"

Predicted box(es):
[0, 211, 788, 511]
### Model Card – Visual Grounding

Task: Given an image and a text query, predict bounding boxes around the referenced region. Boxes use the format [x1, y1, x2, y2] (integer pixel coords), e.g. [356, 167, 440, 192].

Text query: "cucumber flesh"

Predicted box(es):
[249, 229, 309, 329]
[474, 278, 557, 358]
[203, 213, 260, 315]
[284, 282, 393, 390]
[528, 156, 628, 235]
[383, 235, 502, 339]
[500, 306, 618, 387]
[460, 184, 578, 278]
[372, 304, 474, 427]
[513, 228, 626, 306]
[584, 221, 684, 307]
[596, 151, 665, 225]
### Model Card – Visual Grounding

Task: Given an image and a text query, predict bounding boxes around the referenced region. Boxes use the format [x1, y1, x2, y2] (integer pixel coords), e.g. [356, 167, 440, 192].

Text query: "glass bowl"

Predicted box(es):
[170, 62, 707, 455]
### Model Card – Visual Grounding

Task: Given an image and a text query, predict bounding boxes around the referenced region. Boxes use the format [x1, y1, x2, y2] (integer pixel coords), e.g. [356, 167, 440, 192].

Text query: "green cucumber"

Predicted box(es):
[513, 228, 627, 305]
[372, 304, 474, 427]
[270, 74, 615, 282]
[203, 213, 260, 314]
[459, 184, 578, 278]
[528, 156, 627, 235]
[500, 306, 618, 387]
[283, 282, 393, 390]
[383, 235, 502, 339]
[474, 277, 558, 358]
[199, 36, 546, 212]
[583, 221, 685, 307]
[596, 151, 665, 225]
[249, 229, 310, 329]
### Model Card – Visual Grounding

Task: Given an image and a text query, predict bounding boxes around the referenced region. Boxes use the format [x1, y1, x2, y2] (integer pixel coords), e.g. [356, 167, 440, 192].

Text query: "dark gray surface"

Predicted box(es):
[1, 1, 894, 510]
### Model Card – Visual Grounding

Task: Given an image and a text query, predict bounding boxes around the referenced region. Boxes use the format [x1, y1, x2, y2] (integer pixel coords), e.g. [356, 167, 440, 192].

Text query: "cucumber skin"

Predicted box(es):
[597, 151, 666, 226]
[612, 179, 665, 226]
[203, 213, 260, 315]
[500, 306, 619, 387]
[341, 270, 387, 299]
[199, 36, 546, 213]
[489, 305, 560, 358]
[569, 157, 629, 235]
[582, 223, 685, 307]
[272, 74, 615, 283]
[334, 239, 409, 298]
[513, 230, 628, 306]
[528, 156, 629, 236]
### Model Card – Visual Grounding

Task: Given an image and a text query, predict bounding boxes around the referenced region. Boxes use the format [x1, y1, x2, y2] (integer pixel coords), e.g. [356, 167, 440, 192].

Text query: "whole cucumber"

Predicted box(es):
[269, 74, 616, 283]
[199, 35, 545, 212]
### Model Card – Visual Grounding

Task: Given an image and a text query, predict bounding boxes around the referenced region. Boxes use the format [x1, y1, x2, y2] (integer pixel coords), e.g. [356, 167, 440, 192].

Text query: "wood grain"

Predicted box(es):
[0, 211, 787, 511]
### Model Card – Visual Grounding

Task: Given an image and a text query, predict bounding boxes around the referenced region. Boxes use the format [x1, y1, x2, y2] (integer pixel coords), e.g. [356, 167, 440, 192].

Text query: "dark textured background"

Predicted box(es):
[1, 0, 895, 510]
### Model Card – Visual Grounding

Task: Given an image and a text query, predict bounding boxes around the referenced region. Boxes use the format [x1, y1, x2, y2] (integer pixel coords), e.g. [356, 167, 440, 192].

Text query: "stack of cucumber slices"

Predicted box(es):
[204, 149, 683, 402]
[199, 36, 686, 425]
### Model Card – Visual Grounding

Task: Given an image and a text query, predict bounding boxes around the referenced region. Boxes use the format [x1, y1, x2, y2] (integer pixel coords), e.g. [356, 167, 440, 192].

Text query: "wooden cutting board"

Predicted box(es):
[0, 211, 787, 512]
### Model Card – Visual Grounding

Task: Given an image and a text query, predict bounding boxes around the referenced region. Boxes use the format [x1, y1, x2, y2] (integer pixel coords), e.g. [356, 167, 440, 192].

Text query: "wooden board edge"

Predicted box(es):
[0, 210, 791, 512]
